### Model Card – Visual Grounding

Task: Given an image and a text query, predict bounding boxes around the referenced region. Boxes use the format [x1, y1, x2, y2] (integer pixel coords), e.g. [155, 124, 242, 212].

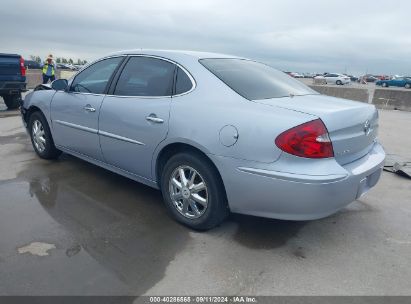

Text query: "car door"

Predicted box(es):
[51, 56, 124, 160]
[325, 74, 335, 82]
[98, 56, 176, 179]
[396, 78, 405, 87]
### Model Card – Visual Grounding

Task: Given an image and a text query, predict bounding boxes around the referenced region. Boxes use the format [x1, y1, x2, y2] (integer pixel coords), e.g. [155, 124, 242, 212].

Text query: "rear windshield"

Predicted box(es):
[0, 56, 20, 76]
[200, 58, 318, 100]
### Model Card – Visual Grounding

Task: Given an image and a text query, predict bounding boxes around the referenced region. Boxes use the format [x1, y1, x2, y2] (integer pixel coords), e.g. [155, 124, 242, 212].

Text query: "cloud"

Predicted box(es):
[1, 0, 410, 75]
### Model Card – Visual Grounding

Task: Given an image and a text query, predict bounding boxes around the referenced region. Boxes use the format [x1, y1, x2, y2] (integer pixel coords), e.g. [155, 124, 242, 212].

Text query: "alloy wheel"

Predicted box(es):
[32, 120, 46, 153]
[169, 165, 208, 219]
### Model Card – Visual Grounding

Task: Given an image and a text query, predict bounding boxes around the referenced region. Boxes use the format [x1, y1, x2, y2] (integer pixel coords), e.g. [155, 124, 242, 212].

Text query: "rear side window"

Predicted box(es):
[114, 57, 175, 97]
[70, 57, 123, 94]
[0, 56, 20, 76]
[175, 67, 193, 95]
[200, 58, 318, 100]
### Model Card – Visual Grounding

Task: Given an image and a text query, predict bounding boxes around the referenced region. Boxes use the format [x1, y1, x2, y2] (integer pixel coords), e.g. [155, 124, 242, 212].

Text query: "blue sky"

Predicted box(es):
[1, 0, 410, 75]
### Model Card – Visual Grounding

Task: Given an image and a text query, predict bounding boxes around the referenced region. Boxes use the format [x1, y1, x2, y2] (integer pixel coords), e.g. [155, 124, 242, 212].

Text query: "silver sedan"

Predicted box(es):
[21, 50, 385, 229]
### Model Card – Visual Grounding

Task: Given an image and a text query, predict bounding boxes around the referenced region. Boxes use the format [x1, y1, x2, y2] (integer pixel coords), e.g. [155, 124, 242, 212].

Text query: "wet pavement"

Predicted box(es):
[0, 104, 411, 295]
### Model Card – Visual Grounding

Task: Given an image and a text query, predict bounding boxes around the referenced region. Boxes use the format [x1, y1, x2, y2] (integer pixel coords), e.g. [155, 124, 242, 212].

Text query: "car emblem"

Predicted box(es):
[363, 120, 371, 136]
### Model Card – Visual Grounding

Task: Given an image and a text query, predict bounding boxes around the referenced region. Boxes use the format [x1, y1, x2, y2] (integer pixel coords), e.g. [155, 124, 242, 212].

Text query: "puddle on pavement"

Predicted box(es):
[4, 153, 191, 294]
[0, 131, 27, 145]
[0, 121, 326, 292]
[0, 109, 20, 118]
[228, 214, 307, 250]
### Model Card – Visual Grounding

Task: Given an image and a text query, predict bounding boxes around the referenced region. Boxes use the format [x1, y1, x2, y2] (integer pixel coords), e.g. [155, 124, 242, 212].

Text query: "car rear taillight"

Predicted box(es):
[20, 57, 26, 76]
[275, 119, 334, 158]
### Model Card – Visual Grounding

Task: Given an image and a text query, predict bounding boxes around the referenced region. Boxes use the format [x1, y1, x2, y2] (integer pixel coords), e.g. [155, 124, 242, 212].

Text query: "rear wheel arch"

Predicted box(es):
[155, 143, 226, 196]
[156, 143, 230, 229]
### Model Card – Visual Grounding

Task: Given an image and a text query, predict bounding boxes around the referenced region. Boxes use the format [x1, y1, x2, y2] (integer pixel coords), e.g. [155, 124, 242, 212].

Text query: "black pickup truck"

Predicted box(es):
[0, 53, 27, 109]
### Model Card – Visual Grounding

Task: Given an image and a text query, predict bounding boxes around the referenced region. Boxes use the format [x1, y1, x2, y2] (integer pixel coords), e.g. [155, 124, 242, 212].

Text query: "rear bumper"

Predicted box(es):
[210, 142, 385, 220]
[0, 81, 26, 94]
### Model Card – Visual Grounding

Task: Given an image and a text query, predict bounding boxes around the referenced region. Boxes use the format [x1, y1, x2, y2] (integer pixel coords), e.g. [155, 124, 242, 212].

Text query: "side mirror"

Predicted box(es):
[51, 79, 68, 91]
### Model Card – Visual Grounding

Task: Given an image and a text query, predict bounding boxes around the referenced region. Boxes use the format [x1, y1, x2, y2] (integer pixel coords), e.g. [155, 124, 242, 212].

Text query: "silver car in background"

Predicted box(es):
[21, 50, 385, 230]
[316, 73, 351, 85]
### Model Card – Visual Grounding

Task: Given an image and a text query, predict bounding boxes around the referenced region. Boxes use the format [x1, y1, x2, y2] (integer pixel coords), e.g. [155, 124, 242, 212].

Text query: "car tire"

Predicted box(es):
[405, 83, 411, 89]
[3, 93, 21, 109]
[336, 80, 342, 85]
[382, 82, 388, 87]
[160, 152, 229, 230]
[29, 111, 62, 159]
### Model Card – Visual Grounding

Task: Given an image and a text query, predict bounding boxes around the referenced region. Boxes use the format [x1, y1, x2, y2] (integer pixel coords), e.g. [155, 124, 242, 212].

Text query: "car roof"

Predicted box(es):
[106, 49, 242, 60]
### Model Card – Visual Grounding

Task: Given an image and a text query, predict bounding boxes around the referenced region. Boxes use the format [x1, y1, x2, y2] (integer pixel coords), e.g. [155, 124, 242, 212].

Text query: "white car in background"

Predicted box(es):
[319, 73, 351, 85]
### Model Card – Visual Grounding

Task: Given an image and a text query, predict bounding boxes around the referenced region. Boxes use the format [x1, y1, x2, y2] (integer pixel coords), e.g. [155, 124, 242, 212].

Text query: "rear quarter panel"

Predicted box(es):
[153, 60, 317, 176]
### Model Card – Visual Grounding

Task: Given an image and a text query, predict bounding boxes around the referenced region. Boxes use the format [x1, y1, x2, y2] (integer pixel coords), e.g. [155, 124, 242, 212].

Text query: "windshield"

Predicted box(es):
[200, 58, 318, 100]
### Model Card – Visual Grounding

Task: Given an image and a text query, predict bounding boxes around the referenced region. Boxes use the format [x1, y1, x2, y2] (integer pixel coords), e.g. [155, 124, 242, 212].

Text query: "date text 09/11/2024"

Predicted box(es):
[149, 296, 257, 303]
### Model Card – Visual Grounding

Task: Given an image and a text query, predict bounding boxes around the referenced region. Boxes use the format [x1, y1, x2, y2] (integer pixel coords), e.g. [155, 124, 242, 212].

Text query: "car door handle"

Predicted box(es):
[83, 104, 96, 112]
[146, 115, 164, 123]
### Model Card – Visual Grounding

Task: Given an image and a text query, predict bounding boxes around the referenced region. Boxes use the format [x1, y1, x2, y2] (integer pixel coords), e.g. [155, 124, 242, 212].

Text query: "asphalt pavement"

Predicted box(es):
[0, 101, 410, 296]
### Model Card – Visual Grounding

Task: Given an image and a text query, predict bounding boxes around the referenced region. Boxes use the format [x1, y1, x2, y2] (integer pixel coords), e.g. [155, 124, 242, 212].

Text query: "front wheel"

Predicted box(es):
[382, 82, 388, 87]
[160, 152, 229, 230]
[405, 83, 411, 89]
[29, 111, 62, 159]
[336, 80, 342, 85]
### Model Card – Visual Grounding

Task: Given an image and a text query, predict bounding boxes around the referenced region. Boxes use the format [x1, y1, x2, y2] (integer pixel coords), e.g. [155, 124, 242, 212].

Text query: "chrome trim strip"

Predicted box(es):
[99, 130, 145, 146]
[237, 167, 348, 184]
[54, 120, 98, 134]
[54, 120, 145, 146]
[104, 94, 172, 99]
[66, 92, 106, 97]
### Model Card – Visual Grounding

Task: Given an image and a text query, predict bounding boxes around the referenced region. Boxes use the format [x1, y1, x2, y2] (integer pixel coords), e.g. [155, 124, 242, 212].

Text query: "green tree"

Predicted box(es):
[62, 58, 67, 64]
[69, 58, 73, 64]
[56, 57, 61, 64]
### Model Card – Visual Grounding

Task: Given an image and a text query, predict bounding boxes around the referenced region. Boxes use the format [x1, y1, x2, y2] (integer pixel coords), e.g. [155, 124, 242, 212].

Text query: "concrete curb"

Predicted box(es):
[308, 85, 369, 103]
[373, 89, 411, 111]
[310, 85, 411, 112]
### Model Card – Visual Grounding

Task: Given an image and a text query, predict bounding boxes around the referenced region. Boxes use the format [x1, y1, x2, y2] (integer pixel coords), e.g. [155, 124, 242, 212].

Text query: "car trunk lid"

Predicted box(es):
[254, 94, 379, 165]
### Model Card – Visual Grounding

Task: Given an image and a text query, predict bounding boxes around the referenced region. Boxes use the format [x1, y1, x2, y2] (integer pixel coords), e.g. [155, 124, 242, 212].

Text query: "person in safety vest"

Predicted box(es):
[42, 54, 56, 84]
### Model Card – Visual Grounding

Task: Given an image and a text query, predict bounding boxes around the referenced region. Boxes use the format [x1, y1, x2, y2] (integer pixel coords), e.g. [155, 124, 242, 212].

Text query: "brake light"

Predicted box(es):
[275, 119, 334, 158]
[20, 57, 26, 76]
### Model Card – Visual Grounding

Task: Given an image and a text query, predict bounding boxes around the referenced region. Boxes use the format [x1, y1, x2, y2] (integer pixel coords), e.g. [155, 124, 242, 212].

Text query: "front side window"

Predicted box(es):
[114, 57, 175, 97]
[200, 58, 318, 100]
[70, 57, 123, 94]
